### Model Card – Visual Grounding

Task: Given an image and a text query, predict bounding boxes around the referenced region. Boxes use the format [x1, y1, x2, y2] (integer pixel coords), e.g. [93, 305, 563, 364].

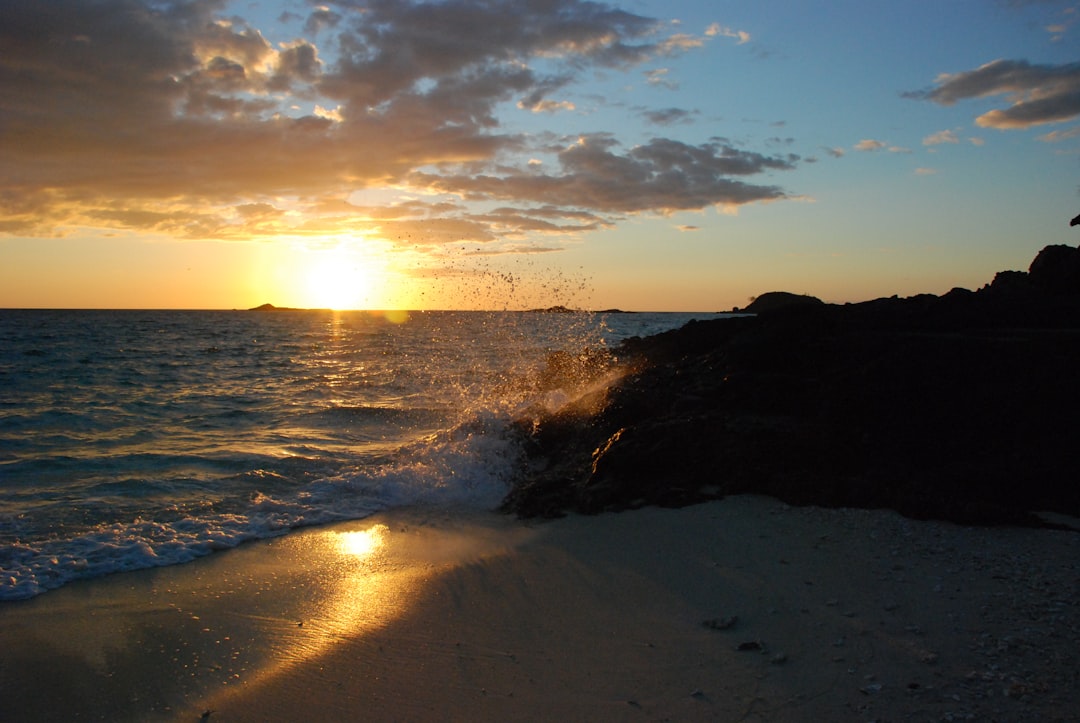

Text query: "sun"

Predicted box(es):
[303, 246, 375, 310]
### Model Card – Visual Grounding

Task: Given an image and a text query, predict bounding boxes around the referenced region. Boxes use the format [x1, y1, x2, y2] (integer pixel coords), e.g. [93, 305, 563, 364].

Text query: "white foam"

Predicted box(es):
[0, 409, 522, 601]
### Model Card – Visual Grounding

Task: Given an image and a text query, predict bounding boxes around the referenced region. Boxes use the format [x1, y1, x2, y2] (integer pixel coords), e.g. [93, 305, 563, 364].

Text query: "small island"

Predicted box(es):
[248, 303, 331, 312]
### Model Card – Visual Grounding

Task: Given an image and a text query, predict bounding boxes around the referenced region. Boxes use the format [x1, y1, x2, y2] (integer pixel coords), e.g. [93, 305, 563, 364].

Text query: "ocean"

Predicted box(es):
[0, 309, 715, 600]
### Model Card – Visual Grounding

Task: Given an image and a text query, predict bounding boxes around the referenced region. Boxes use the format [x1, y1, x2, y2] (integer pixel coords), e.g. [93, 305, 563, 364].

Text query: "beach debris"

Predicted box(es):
[702, 615, 738, 630]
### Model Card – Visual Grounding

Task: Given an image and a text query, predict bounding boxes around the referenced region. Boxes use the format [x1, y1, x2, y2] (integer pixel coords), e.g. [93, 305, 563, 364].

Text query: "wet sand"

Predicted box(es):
[1, 496, 1077, 722]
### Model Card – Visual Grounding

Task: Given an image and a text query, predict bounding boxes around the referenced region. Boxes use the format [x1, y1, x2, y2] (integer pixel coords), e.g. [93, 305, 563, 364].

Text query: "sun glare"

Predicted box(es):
[303, 246, 376, 310]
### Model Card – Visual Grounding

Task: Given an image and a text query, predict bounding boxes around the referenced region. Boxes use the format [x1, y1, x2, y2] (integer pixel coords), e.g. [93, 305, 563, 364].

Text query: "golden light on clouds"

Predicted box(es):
[2, 0, 1077, 311]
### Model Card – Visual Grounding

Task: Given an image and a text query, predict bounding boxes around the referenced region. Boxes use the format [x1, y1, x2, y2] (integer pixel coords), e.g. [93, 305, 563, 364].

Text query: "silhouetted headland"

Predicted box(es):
[502, 243, 1080, 527]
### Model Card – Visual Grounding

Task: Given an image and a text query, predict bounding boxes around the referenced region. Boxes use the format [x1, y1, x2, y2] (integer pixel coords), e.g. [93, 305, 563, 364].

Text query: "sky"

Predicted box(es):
[1, 0, 1078, 311]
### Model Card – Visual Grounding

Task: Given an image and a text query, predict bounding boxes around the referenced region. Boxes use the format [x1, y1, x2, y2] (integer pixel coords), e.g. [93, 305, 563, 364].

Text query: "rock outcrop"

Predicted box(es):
[502, 245, 1080, 527]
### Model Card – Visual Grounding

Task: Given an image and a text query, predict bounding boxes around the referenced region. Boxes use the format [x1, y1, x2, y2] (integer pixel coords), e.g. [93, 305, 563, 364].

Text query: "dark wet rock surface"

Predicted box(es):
[502, 245, 1080, 526]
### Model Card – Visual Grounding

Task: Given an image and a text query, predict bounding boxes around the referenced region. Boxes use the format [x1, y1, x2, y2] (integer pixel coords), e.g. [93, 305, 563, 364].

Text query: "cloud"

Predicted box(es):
[906, 59, 1080, 129]
[644, 68, 678, 90]
[915, 167, 939, 175]
[1037, 125, 1080, 141]
[853, 139, 910, 153]
[4, 0, 776, 245]
[406, 135, 797, 214]
[854, 139, 888, 151]
[657, 33, 705, 54]
[823, 146, 846, 158]
[640, 107, 697, 126]
[519, 99, 576, 113]
[1044, 4, 1079, 42]
[923, 129, 960, 145]
[705, 23, 751, 44]
[314, 104, 344, 122]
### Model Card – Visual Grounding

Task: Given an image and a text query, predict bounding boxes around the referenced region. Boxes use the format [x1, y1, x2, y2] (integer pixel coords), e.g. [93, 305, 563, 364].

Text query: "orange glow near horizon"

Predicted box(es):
[245, 236, 426, 311]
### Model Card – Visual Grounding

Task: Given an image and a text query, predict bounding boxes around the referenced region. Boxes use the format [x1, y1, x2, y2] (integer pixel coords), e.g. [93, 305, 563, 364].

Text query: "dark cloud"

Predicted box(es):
[0, 0, 794, 244]
[906, 59, 1080, 129]
[408, 135, 795, 213]
[303, 7, 343, 35]
[640, 107, 696, 126]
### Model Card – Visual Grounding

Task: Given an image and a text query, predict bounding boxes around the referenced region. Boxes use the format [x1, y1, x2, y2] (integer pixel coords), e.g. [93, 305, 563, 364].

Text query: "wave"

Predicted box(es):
[0, 407, 526, 601]
[0, 311, 708, 601]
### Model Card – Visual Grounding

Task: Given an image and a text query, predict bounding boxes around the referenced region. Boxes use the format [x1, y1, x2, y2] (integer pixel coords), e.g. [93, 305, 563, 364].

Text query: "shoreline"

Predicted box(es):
[1, 496, 1077, 721]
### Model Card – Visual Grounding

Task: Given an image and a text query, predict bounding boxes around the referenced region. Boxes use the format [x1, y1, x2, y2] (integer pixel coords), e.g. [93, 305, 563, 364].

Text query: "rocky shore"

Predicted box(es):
[502, 244, 1080, 527]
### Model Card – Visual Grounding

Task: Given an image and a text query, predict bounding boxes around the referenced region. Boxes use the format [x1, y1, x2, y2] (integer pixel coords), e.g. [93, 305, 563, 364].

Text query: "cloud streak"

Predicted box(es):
[907, 59, 1080, 129]
[0, 0, 795, 246]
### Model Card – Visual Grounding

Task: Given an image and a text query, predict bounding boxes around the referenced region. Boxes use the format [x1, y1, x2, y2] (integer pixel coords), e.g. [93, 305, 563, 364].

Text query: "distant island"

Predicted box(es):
[248, 303, 331, 312]
[527, 306, 632, 313]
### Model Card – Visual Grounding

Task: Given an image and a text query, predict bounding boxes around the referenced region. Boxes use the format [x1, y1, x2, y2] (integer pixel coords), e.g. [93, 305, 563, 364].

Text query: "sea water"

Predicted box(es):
[0, 309, 714, 600]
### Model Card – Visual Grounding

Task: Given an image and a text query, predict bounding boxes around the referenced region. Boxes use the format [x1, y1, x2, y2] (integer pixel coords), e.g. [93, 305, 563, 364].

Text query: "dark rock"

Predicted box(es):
[502, 244, 1080, 526]
[744, 291, 825, 314]
[985, 270, 1030, 295]
[1028, 244, 1080, 295]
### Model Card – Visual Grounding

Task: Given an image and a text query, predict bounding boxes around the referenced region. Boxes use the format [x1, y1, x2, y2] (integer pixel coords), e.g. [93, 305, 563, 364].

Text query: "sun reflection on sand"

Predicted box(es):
[0, 509, 535, 721]
[272, 522, 430, 666]
[336, 524, 387, 558]
[200, 513, 535, 716]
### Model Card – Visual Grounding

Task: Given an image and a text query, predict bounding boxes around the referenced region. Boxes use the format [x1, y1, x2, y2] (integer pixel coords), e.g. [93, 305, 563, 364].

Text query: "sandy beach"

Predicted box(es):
[1, 496, 1076, 722]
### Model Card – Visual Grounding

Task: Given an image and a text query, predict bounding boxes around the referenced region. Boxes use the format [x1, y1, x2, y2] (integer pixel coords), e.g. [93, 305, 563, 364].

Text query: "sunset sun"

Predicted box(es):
[302, 247, 376, 310]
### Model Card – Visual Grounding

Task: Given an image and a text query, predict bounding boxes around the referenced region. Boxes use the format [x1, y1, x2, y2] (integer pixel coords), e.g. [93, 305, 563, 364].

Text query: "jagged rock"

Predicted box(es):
[984, 270, 1030, 295]
[1028, 244, 1080, 294]
[502, 244, 1080, 526]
